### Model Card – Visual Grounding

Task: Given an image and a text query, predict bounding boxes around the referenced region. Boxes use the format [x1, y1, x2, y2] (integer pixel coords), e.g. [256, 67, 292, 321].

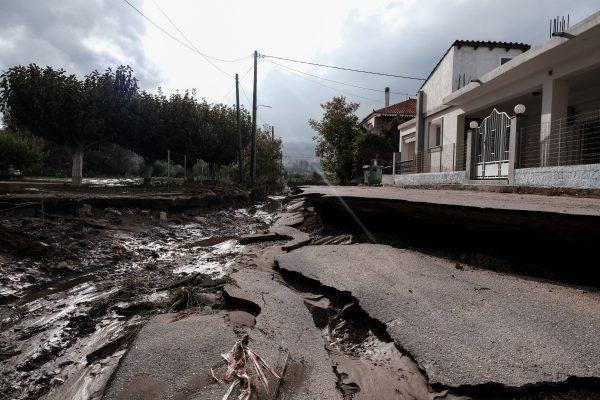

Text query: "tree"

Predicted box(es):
[0, 129, 43, 173]
[0, 64, 138, 185]
[309, 96, 360, 184]
[243, 125, 283, 185]
[352, 128, 396, 178]
[118, 90, 168, 183]
[164, 90, 203, 181]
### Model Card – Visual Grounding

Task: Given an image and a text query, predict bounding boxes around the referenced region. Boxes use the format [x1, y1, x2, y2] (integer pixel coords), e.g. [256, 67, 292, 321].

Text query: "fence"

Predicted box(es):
[395, 159, 416, 175]
[519, 109, 600, 168]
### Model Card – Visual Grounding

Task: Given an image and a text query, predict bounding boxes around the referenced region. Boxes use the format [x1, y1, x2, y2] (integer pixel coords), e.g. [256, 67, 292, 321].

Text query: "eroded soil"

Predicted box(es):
[0, 199, 280, 400]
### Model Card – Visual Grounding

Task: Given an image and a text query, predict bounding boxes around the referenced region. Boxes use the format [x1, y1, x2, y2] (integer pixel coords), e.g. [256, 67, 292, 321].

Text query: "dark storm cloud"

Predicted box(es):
[261, 0, 599, 142]
[0, 0, 161, 88]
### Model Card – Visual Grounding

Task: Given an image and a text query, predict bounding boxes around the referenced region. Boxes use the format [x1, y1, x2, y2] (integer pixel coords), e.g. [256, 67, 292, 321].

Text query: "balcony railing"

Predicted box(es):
[519, 109, 600, 168]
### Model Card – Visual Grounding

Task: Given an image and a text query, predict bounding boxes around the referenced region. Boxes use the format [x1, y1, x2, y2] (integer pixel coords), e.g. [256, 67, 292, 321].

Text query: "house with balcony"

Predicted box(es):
[395, 11, 600, 189]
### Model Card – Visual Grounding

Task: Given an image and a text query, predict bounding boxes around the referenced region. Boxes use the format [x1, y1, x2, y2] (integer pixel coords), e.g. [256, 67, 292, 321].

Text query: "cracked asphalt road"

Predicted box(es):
[276, 244, 600, 388]
[300, 186, 600, 216]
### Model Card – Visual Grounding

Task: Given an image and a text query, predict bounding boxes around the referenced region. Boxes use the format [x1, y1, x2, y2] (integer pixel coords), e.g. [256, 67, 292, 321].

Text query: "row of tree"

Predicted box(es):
[0, 64, 265, 185]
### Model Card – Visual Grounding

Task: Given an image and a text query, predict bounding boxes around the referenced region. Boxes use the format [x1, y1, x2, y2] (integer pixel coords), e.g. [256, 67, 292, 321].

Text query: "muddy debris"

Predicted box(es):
[0, 196, 278, 400]
[212, 334, 281, 400]
[311, 234, 355, 246]
[238, 232, 288, 244]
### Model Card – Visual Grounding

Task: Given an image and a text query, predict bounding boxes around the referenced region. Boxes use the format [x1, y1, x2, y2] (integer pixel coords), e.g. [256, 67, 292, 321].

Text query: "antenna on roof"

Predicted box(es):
[550, 15, 573, 38]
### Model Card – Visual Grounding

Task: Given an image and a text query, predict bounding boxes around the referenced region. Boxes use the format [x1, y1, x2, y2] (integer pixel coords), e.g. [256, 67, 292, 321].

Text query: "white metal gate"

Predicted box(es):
[475, 109, 511, 178]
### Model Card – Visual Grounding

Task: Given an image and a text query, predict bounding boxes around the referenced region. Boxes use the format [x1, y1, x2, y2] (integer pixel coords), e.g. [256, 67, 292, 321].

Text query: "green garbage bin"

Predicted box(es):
[362, 165, 383, 185]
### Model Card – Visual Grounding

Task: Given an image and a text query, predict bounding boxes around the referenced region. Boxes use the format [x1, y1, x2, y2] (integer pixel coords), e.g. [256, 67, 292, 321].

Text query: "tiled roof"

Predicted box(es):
[373, 98, 416, 116]
[453, 40, 530, 51]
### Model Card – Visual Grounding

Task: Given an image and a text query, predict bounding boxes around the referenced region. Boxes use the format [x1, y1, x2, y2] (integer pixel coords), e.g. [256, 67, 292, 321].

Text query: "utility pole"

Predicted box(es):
[236, 73, 242, 183]
[251, 50, 258, 185]
[271, 125, 274, 140]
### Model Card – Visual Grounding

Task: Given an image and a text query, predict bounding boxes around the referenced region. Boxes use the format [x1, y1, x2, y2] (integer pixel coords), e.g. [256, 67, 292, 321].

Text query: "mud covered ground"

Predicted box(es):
[3, 186, 599, 400]
[0, 196, 281, 400]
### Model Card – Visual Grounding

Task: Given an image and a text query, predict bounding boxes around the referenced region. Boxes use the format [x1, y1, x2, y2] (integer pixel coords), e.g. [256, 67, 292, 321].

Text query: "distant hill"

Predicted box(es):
[282, 141, 317, 158]
[282, 141, 321, 173]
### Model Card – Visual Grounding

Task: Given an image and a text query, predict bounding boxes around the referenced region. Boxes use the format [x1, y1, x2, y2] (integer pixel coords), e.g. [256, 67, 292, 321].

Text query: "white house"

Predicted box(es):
[395, 11, 600, 188]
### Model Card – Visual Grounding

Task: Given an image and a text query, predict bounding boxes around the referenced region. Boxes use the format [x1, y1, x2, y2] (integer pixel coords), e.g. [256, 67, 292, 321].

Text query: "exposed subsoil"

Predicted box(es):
[274, 267, 465, 400]
[0, 191, 282, 400]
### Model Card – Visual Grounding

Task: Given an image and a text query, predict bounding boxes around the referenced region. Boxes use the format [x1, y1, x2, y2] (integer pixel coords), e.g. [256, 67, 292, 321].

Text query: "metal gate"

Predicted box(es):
[475, 109, 511, 178]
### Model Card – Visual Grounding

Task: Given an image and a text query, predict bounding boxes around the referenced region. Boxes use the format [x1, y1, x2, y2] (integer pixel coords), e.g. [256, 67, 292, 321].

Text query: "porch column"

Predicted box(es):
[415, 91, 425, 173]
[465, 130, 475, 181]
[455, 113, 466, 171]
[540, 77, 568, 166]
[392, 151, 397, 176]
[508, 116, 525, 185]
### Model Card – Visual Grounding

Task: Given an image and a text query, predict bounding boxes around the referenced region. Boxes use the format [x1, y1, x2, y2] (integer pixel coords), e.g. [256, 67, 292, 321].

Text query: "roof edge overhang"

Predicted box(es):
[443, 11, 600, 107]
[398, 117, 417, 130]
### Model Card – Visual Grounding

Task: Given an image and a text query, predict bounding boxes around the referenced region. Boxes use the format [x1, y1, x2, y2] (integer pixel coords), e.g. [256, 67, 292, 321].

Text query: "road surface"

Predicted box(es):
[276, 244, 600, 388]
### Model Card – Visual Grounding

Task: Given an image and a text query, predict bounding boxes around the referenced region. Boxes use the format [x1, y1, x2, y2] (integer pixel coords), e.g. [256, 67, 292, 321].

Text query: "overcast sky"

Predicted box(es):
[1, 0, 598, 144]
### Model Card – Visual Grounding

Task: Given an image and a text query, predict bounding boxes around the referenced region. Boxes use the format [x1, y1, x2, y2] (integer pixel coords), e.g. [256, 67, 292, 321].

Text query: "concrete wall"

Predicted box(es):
[514, 164, 600, 188]
[452, 47, 525, 91]
[394, 171, 465, 186]
[382, 174, 394, 186]
[421, 47, 455, 113]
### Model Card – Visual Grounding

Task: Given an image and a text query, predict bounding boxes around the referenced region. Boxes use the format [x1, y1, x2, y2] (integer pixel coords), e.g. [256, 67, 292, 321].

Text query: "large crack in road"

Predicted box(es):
[271, 193, 600, 399]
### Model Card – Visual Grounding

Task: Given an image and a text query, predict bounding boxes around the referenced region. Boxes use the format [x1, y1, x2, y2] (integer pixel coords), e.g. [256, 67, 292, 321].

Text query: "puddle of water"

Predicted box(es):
[173, 239, 241, 276]
[14, 274, 96, 307]
[82, 178, 142, 187]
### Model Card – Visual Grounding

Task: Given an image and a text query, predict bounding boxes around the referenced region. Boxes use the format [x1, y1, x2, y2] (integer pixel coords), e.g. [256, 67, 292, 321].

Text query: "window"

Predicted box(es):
[429, 119, 443, 148]
[435, 126, 442, 146]
[500, 57, 512, 65]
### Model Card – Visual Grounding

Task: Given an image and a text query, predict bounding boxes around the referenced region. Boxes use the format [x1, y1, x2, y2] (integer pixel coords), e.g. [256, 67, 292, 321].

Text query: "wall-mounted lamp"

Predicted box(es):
[514, 104, 526, 115]
[469, 121, 479, 129]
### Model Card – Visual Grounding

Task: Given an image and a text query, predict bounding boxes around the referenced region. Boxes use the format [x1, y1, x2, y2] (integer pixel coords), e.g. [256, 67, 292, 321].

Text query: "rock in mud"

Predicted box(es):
[77, 204, 93, 218]
[238, 232, 281, 244]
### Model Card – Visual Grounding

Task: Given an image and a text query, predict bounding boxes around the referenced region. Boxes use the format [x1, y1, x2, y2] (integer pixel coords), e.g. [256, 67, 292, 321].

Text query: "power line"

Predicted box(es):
[121, 0, 244, 78]
[150, 0, 250, 63]
[240, 85, 269, 126]
[240, 64, 254, 81]
[219, 84, 236, 103]
[261, 53, 426, 81]
[239, 85, 252, 109]
[263, 58, 383, 104]
[266, 57, 413, 97]
[219, 63, 254, 103]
